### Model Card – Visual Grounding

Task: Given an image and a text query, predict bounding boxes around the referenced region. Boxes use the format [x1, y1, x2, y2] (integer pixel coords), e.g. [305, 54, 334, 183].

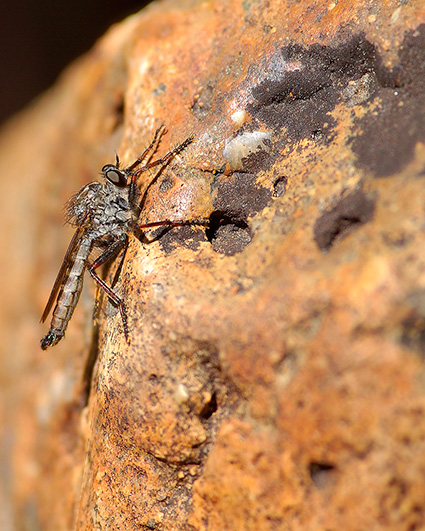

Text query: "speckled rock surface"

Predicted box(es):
[1, 0, 425, 529]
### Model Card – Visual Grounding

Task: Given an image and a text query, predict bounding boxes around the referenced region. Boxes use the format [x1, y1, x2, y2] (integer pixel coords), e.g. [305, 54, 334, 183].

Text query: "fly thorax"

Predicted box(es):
[93, 185, 131, 227]
[65, 182, 102, 226]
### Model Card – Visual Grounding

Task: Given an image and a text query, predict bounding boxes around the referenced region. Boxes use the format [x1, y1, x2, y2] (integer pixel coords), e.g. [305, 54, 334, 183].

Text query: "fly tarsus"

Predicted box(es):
[131, 135, 194, 180]
[120, 300, 130, 345]
[125, 124, 166, 173]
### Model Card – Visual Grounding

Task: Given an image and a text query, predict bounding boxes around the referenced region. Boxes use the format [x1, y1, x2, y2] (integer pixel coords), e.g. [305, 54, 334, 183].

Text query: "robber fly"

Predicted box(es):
[40, 126, 195, 350]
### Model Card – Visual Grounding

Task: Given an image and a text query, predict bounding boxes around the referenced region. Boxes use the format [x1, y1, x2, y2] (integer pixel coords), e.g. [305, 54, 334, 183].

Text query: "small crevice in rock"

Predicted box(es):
[112, 94, 125, 131]
[206, 211, 251, 255]
[400, 315, 425, 355]
[272, 176, 288, 197]
[399, 289, 425, 356]
[308, 461, 336, 489]
[313, 188, 375, 252]
[199, 391, 218, 420]
[159, 174, 174, 193]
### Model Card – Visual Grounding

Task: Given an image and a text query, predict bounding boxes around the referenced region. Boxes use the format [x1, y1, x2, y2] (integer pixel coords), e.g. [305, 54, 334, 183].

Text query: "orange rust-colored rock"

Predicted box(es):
[1, 0, 425, 529]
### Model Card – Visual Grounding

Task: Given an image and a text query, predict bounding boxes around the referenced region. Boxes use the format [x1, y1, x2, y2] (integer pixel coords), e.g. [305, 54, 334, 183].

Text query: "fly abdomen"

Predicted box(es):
[41, 239, 93, 350]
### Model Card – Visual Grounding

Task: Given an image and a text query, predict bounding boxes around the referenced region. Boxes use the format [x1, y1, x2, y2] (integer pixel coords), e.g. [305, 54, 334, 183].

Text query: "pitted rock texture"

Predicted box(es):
[0, 1, 425, 530]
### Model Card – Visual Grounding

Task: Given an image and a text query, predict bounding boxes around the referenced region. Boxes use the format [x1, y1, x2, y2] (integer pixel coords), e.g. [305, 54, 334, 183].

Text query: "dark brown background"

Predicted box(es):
[0, 1, 149, 125]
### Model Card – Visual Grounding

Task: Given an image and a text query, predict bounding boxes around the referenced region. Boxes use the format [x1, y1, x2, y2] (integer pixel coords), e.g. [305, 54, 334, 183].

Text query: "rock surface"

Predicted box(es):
[1, 0, 425, 529]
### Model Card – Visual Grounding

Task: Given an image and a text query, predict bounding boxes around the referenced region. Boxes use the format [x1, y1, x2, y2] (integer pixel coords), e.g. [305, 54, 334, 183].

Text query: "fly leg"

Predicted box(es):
[136, 218, 209, 246]
[138, 218, 209, 232]
[139, 218, 209, 230]
[129, 134, 195, 213]
[92, 238, 129, 324]
[125, 124, 166, 173]
[92, 283, 102, 325]
[88, 236, 130, 342]
[132, 135, 194, 180]
[127, 126, 167, 208]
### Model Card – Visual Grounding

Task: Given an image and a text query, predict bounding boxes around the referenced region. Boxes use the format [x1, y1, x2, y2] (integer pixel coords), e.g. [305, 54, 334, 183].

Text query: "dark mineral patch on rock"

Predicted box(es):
[350, 25, 425, 177]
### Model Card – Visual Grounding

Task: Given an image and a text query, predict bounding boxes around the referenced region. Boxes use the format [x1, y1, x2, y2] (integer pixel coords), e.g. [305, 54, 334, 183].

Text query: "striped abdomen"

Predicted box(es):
[41, 238, 93, 350]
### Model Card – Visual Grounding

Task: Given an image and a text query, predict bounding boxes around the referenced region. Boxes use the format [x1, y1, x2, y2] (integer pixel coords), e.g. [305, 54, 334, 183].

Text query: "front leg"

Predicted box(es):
[128, 134, 194, 212]
[127, 125, 166, 209]
[125, 124, 166, 173]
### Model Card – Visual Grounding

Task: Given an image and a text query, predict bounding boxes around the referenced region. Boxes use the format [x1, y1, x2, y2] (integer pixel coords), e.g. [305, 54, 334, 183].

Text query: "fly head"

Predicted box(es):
[102, 163, 128, 188]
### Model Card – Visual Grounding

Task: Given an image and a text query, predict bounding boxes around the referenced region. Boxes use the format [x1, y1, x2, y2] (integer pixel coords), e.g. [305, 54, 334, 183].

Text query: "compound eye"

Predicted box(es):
[102, 165, 127, 187]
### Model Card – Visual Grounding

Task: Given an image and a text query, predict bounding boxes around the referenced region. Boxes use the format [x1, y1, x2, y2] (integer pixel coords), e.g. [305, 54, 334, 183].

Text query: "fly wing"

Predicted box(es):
[40, 225, 84, 323]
